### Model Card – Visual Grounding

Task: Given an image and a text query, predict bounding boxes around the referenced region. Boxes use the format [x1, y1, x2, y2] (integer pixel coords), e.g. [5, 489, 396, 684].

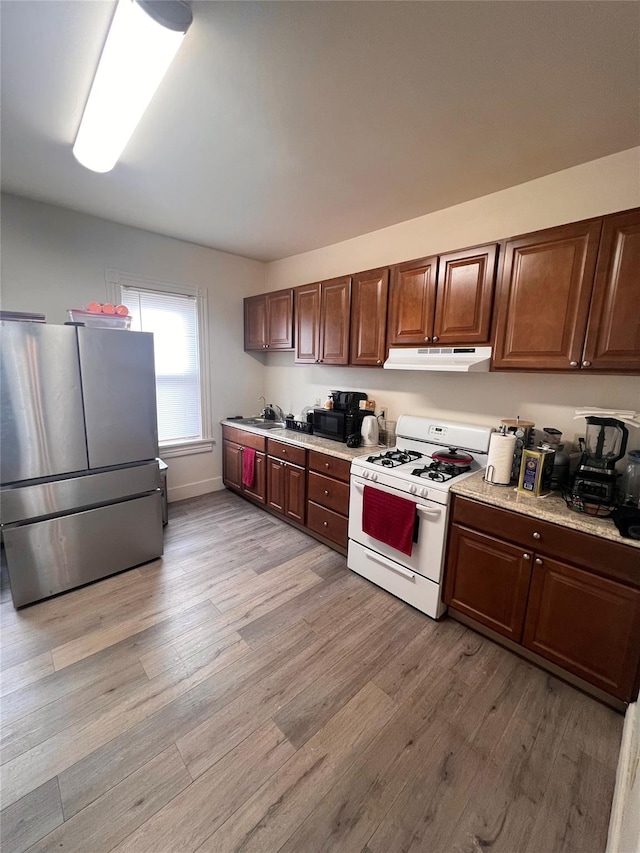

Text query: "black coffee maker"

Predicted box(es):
[329, 391, 368, 412]
[571, 416, 629, 508]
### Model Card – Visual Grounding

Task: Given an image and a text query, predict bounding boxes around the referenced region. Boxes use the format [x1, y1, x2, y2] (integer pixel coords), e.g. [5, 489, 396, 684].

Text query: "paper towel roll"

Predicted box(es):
[485, 432, 516, 485]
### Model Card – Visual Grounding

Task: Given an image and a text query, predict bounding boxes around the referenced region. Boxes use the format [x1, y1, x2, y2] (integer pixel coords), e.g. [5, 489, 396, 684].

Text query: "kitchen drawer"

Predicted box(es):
[267, 439, 306, 467]
[308, 450, 351, 483]
[307, 501, 348, 548]
[307, 471, 350, 515]
[222, 426, 266, 452]
[452, 496, 640, 587]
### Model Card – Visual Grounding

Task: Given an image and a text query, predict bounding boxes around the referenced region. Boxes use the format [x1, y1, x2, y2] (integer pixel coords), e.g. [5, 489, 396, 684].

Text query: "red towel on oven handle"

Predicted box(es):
[242, 447, 256, 488]
[362, 484, 416, 557]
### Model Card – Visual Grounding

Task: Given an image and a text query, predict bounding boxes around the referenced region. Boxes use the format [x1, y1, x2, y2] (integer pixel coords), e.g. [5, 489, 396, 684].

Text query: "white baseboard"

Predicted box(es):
[167, 476, 224, 503]
[607, 701, 640, 853]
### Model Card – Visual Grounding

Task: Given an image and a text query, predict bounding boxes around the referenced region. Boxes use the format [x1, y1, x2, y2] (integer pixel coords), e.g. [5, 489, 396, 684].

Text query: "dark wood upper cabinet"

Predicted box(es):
[493, 220, 602, 370]
[321, 276, 351, 365]
[295, 276, 351, 365]
[295, 282, 321, 363]
[583, 208, 640, 371]
[387, 256, 438, 346]
[523, 556, 640, 701]
[350, 267, 389, 366]
[244, 289, 294, 351]
[244, 296, 267, 351]
[434, 244, 497, 344]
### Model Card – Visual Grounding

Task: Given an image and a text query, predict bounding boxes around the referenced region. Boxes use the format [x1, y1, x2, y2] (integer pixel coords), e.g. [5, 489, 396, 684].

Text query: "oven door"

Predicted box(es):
[347, 474, 447, 584]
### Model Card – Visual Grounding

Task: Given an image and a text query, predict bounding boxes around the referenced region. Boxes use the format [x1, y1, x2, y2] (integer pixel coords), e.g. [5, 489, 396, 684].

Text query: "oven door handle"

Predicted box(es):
[367, 552, 416, 582]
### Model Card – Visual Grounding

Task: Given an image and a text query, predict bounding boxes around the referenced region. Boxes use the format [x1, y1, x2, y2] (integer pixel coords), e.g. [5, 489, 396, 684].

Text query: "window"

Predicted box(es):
[106, 270, 211, 456]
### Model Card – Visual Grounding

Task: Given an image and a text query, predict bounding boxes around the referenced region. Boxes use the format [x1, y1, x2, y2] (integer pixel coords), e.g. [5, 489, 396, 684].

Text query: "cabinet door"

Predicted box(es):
[284, 463, 306, 524]
[320, 276, 351, 365]
[243, 451, 266, 504]
[387, 257, 438, 347]
[583, 209, 640, 372]
[267, 457, 285, 514]
[350, 268, 389, 366]
[295, 283, 321, 363]
[434, 244, 497, 344]
[493, 221, 602, 370]
[244, 296, 267, 351]
[523, 556, 640, 701]
[266, 290, 294, 350]
[223, 441, 243, 491]
[444, 525, 533, 642]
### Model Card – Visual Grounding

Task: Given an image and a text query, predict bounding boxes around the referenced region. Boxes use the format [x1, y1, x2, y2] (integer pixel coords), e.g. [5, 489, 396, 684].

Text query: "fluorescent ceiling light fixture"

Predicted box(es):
[73, 0, 192, 173]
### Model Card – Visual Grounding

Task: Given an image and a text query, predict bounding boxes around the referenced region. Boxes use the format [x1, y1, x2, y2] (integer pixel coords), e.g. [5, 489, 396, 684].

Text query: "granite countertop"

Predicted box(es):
[451, 470, 640, 551]
[221, 420, 379, 462]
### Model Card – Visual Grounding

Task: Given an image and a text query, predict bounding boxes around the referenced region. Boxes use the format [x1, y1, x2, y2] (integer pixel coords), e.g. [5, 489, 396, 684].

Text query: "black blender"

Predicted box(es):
[571, 417, 629, 511]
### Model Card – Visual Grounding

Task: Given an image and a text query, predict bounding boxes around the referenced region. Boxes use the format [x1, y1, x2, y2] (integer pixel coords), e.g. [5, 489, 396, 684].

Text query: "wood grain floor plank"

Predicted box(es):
[110, 721, 295, 853]
[196, 682, 397, 853]
[0, 778, 63, 853]
[56, 622, 317, 818]
[26, 746, 191, 853]
[0, 651, 54, 699]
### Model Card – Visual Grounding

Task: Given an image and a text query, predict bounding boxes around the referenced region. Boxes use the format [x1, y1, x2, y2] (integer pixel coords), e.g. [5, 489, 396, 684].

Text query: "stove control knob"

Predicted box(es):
[409, 485, 417, 494]
[420, 488, 429, 498]
[363, 470, 369, 479]
[371, 473, 378, 482]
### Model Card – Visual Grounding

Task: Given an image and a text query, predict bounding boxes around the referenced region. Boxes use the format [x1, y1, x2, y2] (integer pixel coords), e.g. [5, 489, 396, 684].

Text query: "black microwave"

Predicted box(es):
[312, 408, 369, 443]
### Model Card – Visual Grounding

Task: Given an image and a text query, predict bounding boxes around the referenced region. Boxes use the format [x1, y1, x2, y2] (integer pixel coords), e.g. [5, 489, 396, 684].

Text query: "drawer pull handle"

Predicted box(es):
[535, 558, 543, 565]
[523, 553, 530, 560]
[417, 507, 442, 517]
[367, 552, 416, 581]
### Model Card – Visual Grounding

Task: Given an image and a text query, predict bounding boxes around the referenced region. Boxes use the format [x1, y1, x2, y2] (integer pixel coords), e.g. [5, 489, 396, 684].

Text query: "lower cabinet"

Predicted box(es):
[266, 438, 307, 524]
[445, 496, 640, 703]
[222, 427, 267, 504]
[306, 450, 351, 548]
[523, 557, 640, 700]
[445, 525, 532, 642]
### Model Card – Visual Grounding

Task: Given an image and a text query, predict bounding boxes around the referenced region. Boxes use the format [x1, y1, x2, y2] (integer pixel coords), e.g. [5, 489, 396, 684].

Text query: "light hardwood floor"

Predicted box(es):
[0, 490, 623, 853]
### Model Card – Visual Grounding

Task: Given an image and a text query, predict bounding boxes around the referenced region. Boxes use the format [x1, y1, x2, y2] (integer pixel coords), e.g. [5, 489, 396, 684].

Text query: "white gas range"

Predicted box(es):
[347, 415, 492, 619]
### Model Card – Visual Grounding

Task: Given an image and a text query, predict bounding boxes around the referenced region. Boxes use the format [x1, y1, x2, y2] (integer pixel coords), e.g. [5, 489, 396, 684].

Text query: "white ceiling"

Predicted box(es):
[1, 1, 639, 262]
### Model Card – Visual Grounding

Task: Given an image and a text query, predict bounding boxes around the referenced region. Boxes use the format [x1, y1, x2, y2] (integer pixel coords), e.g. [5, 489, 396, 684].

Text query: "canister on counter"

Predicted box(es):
[517, 447, 555, 497]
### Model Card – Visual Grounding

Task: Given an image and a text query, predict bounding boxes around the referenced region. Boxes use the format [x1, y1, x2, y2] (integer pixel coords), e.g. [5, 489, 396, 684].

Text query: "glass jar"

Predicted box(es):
[622, 450, 640, 506]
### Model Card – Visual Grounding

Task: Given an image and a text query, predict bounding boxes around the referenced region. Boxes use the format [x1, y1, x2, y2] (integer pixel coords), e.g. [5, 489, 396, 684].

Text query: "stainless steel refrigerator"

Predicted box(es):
[1, 322, 164, 607]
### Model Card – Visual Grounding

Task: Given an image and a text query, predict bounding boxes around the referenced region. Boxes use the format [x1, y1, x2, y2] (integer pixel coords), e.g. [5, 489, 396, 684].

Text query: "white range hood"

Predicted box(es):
[383, 346, 492, 372]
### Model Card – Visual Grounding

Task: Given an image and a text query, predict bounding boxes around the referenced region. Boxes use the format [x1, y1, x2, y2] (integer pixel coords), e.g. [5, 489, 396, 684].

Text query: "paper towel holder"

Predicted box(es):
[483, 464, 513, 487]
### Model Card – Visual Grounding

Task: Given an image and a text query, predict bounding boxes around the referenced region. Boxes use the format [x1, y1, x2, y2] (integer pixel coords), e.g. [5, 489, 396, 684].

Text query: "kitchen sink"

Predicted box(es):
[233, 418, 286, 429]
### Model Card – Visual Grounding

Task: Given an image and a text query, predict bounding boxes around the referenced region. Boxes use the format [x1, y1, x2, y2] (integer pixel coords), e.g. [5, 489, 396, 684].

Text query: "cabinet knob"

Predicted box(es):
[282, 448, 286, 453]
[569, 361, 578, 367]
[535, 558, 543, 565]
[533, 532, 541, 539]
[523, 553, 531, 560]
[582, 361, 591, 367]
[325, 463, 330, 469]
[432, 336, 439, 342]
[376, 360, 382, 365]
[323, 521, 328, 527]
[324, 489, 329, 496]
[424, 336, 431, 342]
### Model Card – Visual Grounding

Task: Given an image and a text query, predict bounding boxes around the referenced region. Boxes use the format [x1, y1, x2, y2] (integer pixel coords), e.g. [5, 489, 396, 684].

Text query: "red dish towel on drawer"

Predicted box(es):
[242, 447, 256, 488]
[362, 485, 416, 556]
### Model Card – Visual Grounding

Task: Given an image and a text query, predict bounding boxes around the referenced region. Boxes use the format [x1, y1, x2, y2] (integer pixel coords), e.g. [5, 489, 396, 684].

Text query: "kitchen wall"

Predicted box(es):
[1, 193, 266, 501]
[263, 147, 640, 454]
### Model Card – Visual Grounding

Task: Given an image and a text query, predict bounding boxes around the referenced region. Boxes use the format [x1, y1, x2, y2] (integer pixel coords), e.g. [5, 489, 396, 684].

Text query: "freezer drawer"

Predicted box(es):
[1, 322, 88, 483]
[78, 327, 159, 468]
[0, 461, 160, 525]
[3, 493, 163, 607]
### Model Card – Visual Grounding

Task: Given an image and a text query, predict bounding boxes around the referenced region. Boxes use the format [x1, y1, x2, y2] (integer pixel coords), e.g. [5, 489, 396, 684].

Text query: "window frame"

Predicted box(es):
[105, 269, 213, 458]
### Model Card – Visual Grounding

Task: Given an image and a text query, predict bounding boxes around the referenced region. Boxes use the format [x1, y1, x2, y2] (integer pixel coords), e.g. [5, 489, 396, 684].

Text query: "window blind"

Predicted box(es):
[121, 286, 202, 444]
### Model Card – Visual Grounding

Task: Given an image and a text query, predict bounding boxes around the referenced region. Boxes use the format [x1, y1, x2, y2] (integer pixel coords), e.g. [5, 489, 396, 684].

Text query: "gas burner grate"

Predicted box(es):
[366, 449, 423, 468]
[411, 461, 471, 482]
